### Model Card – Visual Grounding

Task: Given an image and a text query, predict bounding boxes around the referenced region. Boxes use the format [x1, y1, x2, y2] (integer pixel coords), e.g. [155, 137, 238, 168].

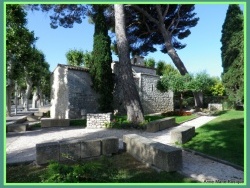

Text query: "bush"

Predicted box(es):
[41, 157, 118, 183]
[70, 119, 86, 127]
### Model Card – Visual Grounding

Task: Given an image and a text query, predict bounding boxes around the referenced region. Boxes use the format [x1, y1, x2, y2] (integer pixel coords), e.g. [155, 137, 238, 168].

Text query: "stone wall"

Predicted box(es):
[113, 65, 173, 115]
[67, 69, 99, 119]
[87, 113, 112, 128]
[50, 65, 69, 119]
[139, 73, 174, 114]
[36, 137, 119, 165]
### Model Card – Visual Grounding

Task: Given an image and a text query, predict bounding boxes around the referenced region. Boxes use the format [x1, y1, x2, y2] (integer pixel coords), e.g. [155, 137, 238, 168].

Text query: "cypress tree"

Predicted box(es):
[90, 6, 114, 112]
[221, 5, 243, 72]
[220, 5, 244, 104]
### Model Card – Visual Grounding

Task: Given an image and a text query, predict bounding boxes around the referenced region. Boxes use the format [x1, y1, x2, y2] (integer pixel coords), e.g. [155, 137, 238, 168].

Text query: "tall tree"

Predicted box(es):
[220, 5, 244, 104]
[114, 4, 144, 123]
[6, 4, 36, 116]
[22, 48, 46, 111]
[90, 6, 114, 112]
[30, 4, 145, 122]
[124, 5, 203, 107]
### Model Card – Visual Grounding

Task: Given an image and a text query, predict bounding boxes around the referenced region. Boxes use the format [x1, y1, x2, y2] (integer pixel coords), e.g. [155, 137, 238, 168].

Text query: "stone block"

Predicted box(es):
[208, 103, 223, 111]
[171, 126, 195, 144]
[27, 115, 40, 122]
[81, 139, 101, 158]
[146, 117, 176, 133]
[86, 113, 112, 128]
[152, 143, 182, 172]
[36, 142, 60, 165]
[159, 117, 176, 131]
[60, 139, 81, 161]
[15, 116, 27, 124]
[41, 118, 70, 128]
[123, 134, 182, 172]
[7, 124, 27, 132]
[101, 137, 119, 156]
[34, 112, 44, 117]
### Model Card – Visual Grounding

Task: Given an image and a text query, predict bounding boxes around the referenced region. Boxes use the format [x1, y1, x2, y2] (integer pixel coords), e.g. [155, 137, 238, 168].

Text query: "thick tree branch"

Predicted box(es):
[163, 5, 169, 18]
[156, 5, 164, 23]
[170, 5, 182, 35]
[130, 5, 159, 25]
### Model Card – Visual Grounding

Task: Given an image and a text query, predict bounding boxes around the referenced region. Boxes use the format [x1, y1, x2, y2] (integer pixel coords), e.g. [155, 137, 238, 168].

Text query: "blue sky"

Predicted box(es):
[25, 4, 244, 77]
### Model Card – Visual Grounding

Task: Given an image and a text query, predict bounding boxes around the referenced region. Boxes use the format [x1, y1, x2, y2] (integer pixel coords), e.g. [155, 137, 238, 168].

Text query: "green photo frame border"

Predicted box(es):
[1, 1, 248, 187]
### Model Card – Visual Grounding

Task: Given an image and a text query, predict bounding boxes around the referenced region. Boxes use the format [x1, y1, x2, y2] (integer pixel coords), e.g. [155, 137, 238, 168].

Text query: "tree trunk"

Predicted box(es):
[114, 4, 144, 124]
[6, 79, 14, 117]
[23, 77, 33, 111]
[179, 92, 183, 112]
[32, 88, 38, 108]
[158, 24, 203, 107]
[194, 91, 203, 109]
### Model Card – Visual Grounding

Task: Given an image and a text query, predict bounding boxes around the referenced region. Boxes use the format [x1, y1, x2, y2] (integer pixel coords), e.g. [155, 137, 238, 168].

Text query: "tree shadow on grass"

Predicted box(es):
[183, 117, 244, 167]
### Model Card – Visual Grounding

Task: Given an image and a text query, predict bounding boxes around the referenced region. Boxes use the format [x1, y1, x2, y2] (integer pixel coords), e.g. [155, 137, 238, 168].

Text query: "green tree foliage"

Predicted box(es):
[66, 49, 85, 66]
[65, 49, 92, 68]
[209, 77, 225, 96]
[6, 4, 37, 115]
[188, 71, 213, 92]
[157, 72, 191, 111]
[144, 58, 155, 68]
[158, 71, 215, 110]
[220, 5, 244, 104]
[156, 60, 179, 76]
[90, 6, 114, 112]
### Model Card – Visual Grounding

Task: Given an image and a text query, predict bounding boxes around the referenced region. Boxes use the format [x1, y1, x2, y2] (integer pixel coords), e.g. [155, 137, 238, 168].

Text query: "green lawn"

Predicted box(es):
[182, 110, 244, 167]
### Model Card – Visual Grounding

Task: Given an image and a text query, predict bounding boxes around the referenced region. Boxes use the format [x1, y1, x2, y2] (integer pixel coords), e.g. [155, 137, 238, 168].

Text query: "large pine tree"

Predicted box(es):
[90, 6, 114, 112]
[220, 5, 244, 104]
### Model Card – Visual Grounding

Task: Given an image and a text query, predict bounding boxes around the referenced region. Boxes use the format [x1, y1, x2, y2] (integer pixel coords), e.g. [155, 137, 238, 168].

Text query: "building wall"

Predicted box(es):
[51, 64, 173, 119]
[67, 69, 99, 119]
[139, 74, 174, 114]
[50, 66, 69, 119]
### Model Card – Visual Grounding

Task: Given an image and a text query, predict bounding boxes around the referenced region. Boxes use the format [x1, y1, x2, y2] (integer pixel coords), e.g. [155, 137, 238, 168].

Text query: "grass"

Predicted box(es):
[6, 153, 197, 183]
[182, 110, 244, 167]
[174, 114, 197, 124]
[112, 114, 197, 129]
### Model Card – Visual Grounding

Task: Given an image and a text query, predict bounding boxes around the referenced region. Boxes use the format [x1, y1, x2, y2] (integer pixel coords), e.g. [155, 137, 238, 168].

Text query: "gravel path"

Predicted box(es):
[6, 116, 244, 183]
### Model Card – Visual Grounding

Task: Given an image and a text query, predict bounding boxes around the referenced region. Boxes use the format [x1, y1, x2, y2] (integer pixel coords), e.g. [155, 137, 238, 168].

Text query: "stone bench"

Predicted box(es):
[146, 117, 176, 132]
[7, 123, 27, 132]
[41, 118, 70, 128]
[170, 126, 195, 144]
[123, 134, 182, 172]
[36, 137, 119, 165]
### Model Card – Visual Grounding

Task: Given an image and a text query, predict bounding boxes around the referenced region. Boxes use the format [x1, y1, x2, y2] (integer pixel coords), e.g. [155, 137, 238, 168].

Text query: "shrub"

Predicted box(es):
[41, 157, 118, 183]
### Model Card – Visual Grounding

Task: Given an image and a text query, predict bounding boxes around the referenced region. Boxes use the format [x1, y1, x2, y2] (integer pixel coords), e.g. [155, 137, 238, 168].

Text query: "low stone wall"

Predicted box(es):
[171, 126, 195, 144]
[146, 117, 176, 132]
[86, 113, 112, 128]
[36, 137, 119, 165]
[123, 134, 182, 172]
[208, 103, 223, 111]
[41, 118, 70, 128]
